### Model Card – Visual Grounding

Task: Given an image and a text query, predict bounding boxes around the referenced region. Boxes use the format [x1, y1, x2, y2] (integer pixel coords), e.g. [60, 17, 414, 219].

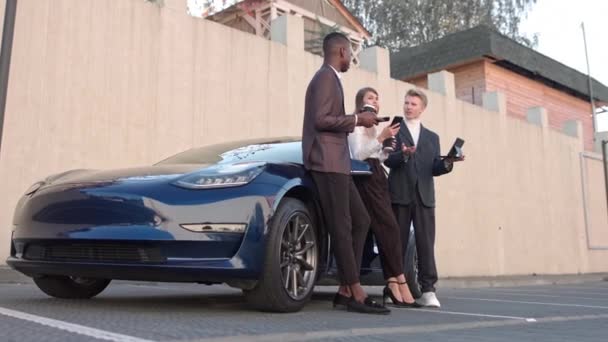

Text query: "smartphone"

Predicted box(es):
[377, 116, 390, 122]
[446, 138, 465, 158]
[390, 116, 404, 126]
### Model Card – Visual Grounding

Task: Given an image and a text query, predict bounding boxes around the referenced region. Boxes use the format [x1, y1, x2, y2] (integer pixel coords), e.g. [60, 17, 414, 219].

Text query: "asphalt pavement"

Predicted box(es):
[1, 267, 607, 341]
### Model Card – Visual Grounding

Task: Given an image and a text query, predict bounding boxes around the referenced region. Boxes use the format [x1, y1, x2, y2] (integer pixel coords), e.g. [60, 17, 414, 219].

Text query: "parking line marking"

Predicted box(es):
[184, 319, 528, 342]
[0, 306, 154, 342]
[412, 308, 532, 320]
[471, 287, 608, 297]
[541, 284, 608, 291]
[445, 296, 608, 309]
[181, 313, 608, 342]
[472, 289, 605, 301]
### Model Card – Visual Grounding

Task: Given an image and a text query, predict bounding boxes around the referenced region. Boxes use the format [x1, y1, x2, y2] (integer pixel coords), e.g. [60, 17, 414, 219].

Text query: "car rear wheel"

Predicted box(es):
[244, 198, 318, 312]
[404, 227, 422, 299]
[33, 276, 111, 299]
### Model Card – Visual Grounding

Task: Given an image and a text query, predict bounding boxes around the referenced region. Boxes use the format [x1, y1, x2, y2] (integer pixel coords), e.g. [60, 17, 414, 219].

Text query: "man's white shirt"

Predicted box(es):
[406, 118, 421, 145]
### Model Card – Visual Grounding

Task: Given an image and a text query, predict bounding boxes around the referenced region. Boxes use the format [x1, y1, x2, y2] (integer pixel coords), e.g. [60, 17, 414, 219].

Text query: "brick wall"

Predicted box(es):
[405, 60, 594, 150]
[408, 75, 427, 90]
[484, 61, 594, 151]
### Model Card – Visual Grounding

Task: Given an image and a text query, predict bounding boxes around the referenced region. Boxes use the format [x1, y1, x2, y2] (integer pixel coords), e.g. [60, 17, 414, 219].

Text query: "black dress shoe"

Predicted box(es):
[332, 292, 350, 308]
[346, 297, 391, 315]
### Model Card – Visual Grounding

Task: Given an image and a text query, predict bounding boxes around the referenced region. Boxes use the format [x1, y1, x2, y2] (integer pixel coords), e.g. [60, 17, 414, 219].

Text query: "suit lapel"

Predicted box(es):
[322, 64, 345, 113]
[417, 125, 430, 152]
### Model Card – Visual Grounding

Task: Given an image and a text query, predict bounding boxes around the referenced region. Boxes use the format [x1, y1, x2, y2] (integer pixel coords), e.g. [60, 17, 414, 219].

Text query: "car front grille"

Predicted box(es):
[23, 243, 166, 263]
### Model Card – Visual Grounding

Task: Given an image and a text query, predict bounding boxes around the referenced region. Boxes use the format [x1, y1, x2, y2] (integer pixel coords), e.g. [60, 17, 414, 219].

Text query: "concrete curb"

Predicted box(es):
[437, 273, 608, 288]
[1, 265, 607, 287]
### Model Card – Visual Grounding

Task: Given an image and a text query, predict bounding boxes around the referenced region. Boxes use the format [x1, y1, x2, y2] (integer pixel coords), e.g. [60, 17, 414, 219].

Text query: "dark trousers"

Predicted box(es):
[311, 171, 370, 285]
[354, 159, 403, 279]
[392, 187, 437, 292]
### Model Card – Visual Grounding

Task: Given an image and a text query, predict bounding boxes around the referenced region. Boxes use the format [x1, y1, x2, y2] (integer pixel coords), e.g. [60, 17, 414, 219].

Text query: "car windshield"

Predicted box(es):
[155, 137, 302, 165]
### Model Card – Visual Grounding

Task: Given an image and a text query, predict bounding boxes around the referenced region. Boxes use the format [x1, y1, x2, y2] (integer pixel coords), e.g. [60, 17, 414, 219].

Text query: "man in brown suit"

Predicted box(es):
[302, 32, 389, 314]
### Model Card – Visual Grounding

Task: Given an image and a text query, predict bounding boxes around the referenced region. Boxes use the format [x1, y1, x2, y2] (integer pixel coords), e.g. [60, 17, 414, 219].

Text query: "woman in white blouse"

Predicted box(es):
[348, 87, 418, 307]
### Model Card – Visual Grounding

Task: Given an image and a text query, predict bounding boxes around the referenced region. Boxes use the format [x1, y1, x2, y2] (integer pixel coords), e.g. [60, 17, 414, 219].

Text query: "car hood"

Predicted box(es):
[44, 164, 208, 185]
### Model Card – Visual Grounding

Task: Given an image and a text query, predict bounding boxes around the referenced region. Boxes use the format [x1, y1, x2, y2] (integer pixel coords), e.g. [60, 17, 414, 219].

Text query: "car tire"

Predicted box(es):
[404, 229, 422, 299]
[244, 198, 319, 312]
[33, 276, 111, 299]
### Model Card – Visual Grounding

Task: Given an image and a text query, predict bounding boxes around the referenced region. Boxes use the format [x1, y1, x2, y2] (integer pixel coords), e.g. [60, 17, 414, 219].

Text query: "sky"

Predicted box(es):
[519, 0, 608, 132]
[187, 0, 608, 131]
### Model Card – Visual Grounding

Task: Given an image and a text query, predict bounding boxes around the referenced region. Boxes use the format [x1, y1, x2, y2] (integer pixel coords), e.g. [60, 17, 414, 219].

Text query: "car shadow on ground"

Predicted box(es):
[1, 283, 381, 314]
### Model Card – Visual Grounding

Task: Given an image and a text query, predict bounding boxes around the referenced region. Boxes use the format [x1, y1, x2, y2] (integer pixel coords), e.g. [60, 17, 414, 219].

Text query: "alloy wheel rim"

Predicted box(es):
[413, 249, 421, 295]
[279, 212, 317, 300]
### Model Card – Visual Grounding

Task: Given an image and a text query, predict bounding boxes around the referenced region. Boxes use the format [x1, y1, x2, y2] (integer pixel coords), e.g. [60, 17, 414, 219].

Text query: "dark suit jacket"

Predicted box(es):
[302, 64, 356, 175]
[384, 123, 452, 208]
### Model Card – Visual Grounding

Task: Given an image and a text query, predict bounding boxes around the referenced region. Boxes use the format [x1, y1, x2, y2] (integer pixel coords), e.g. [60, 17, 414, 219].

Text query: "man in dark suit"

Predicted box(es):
[385, 88, 464, 308]
[302, 32, 388, 314]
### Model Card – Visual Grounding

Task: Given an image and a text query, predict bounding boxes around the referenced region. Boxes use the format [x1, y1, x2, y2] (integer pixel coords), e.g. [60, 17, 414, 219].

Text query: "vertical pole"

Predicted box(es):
[581, 22, 598, 145]
[0, 0, 17, 156]
[602, 140, 608, 218]
[270, 3, 277, 20]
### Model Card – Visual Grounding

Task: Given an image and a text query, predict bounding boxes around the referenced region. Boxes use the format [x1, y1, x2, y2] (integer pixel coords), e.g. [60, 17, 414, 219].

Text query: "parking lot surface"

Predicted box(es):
[0, 279, 607, 341]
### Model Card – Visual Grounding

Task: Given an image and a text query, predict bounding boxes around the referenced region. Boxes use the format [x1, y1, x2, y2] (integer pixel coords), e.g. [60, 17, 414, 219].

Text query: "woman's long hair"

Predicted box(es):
[354, 87, 378, 138]
[355, 87, 378, 113]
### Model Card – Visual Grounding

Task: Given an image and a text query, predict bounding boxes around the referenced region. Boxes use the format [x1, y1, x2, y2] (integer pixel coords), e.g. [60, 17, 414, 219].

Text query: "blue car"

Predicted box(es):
[7, 137, 419, 312]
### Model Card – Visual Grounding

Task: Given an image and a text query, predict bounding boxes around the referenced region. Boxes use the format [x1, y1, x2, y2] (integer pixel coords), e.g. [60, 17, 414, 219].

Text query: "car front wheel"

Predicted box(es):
[33, 276, 111, 299]
[244, 198, 318, 312]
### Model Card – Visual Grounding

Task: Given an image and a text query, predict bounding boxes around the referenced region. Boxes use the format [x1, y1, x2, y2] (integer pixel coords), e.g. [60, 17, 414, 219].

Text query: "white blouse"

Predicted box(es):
[348, 126, 388, 162]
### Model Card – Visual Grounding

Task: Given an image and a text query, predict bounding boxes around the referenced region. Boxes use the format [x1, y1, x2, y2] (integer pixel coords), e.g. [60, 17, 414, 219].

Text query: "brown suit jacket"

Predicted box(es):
[302, 64, 357, 175]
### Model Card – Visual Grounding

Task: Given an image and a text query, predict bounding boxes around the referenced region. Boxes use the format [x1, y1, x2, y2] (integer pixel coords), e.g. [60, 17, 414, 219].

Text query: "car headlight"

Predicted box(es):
[173, 162, 266, 189]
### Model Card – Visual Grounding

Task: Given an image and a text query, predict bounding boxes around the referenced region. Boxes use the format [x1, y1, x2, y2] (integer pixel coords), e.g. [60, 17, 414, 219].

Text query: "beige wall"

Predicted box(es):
[1, 0, 607, 277]
[582, 153, 608, 248]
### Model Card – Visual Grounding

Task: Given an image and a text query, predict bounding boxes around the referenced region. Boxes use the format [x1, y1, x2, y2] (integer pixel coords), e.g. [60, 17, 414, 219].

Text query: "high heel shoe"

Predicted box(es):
[383, 281, 420, 308]
[398, 281, 422, 307]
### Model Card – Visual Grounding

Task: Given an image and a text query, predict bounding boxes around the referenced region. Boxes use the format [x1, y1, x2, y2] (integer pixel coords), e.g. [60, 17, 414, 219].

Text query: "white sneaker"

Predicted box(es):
[416, 292, 441, 308]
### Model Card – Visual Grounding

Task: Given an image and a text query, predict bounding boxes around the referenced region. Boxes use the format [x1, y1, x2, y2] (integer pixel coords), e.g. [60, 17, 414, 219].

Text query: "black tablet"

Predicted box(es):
[446, 137, 465, 158]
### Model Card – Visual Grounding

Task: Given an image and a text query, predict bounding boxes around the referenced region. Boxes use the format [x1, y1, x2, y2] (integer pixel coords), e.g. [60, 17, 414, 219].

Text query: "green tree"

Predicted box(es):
[305, 19, 343, 57]
[188, 0, 251, 17]
[342, 0, 538, 50]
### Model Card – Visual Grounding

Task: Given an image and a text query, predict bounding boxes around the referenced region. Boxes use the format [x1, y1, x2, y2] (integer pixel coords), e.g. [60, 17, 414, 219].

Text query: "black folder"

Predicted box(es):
[444, 138, 465, 158]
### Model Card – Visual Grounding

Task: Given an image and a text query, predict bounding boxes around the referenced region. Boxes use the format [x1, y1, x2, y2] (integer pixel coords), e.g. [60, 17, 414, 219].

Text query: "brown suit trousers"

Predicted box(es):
[312, 171, 370, 285]
[354, 158, 403, 278]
